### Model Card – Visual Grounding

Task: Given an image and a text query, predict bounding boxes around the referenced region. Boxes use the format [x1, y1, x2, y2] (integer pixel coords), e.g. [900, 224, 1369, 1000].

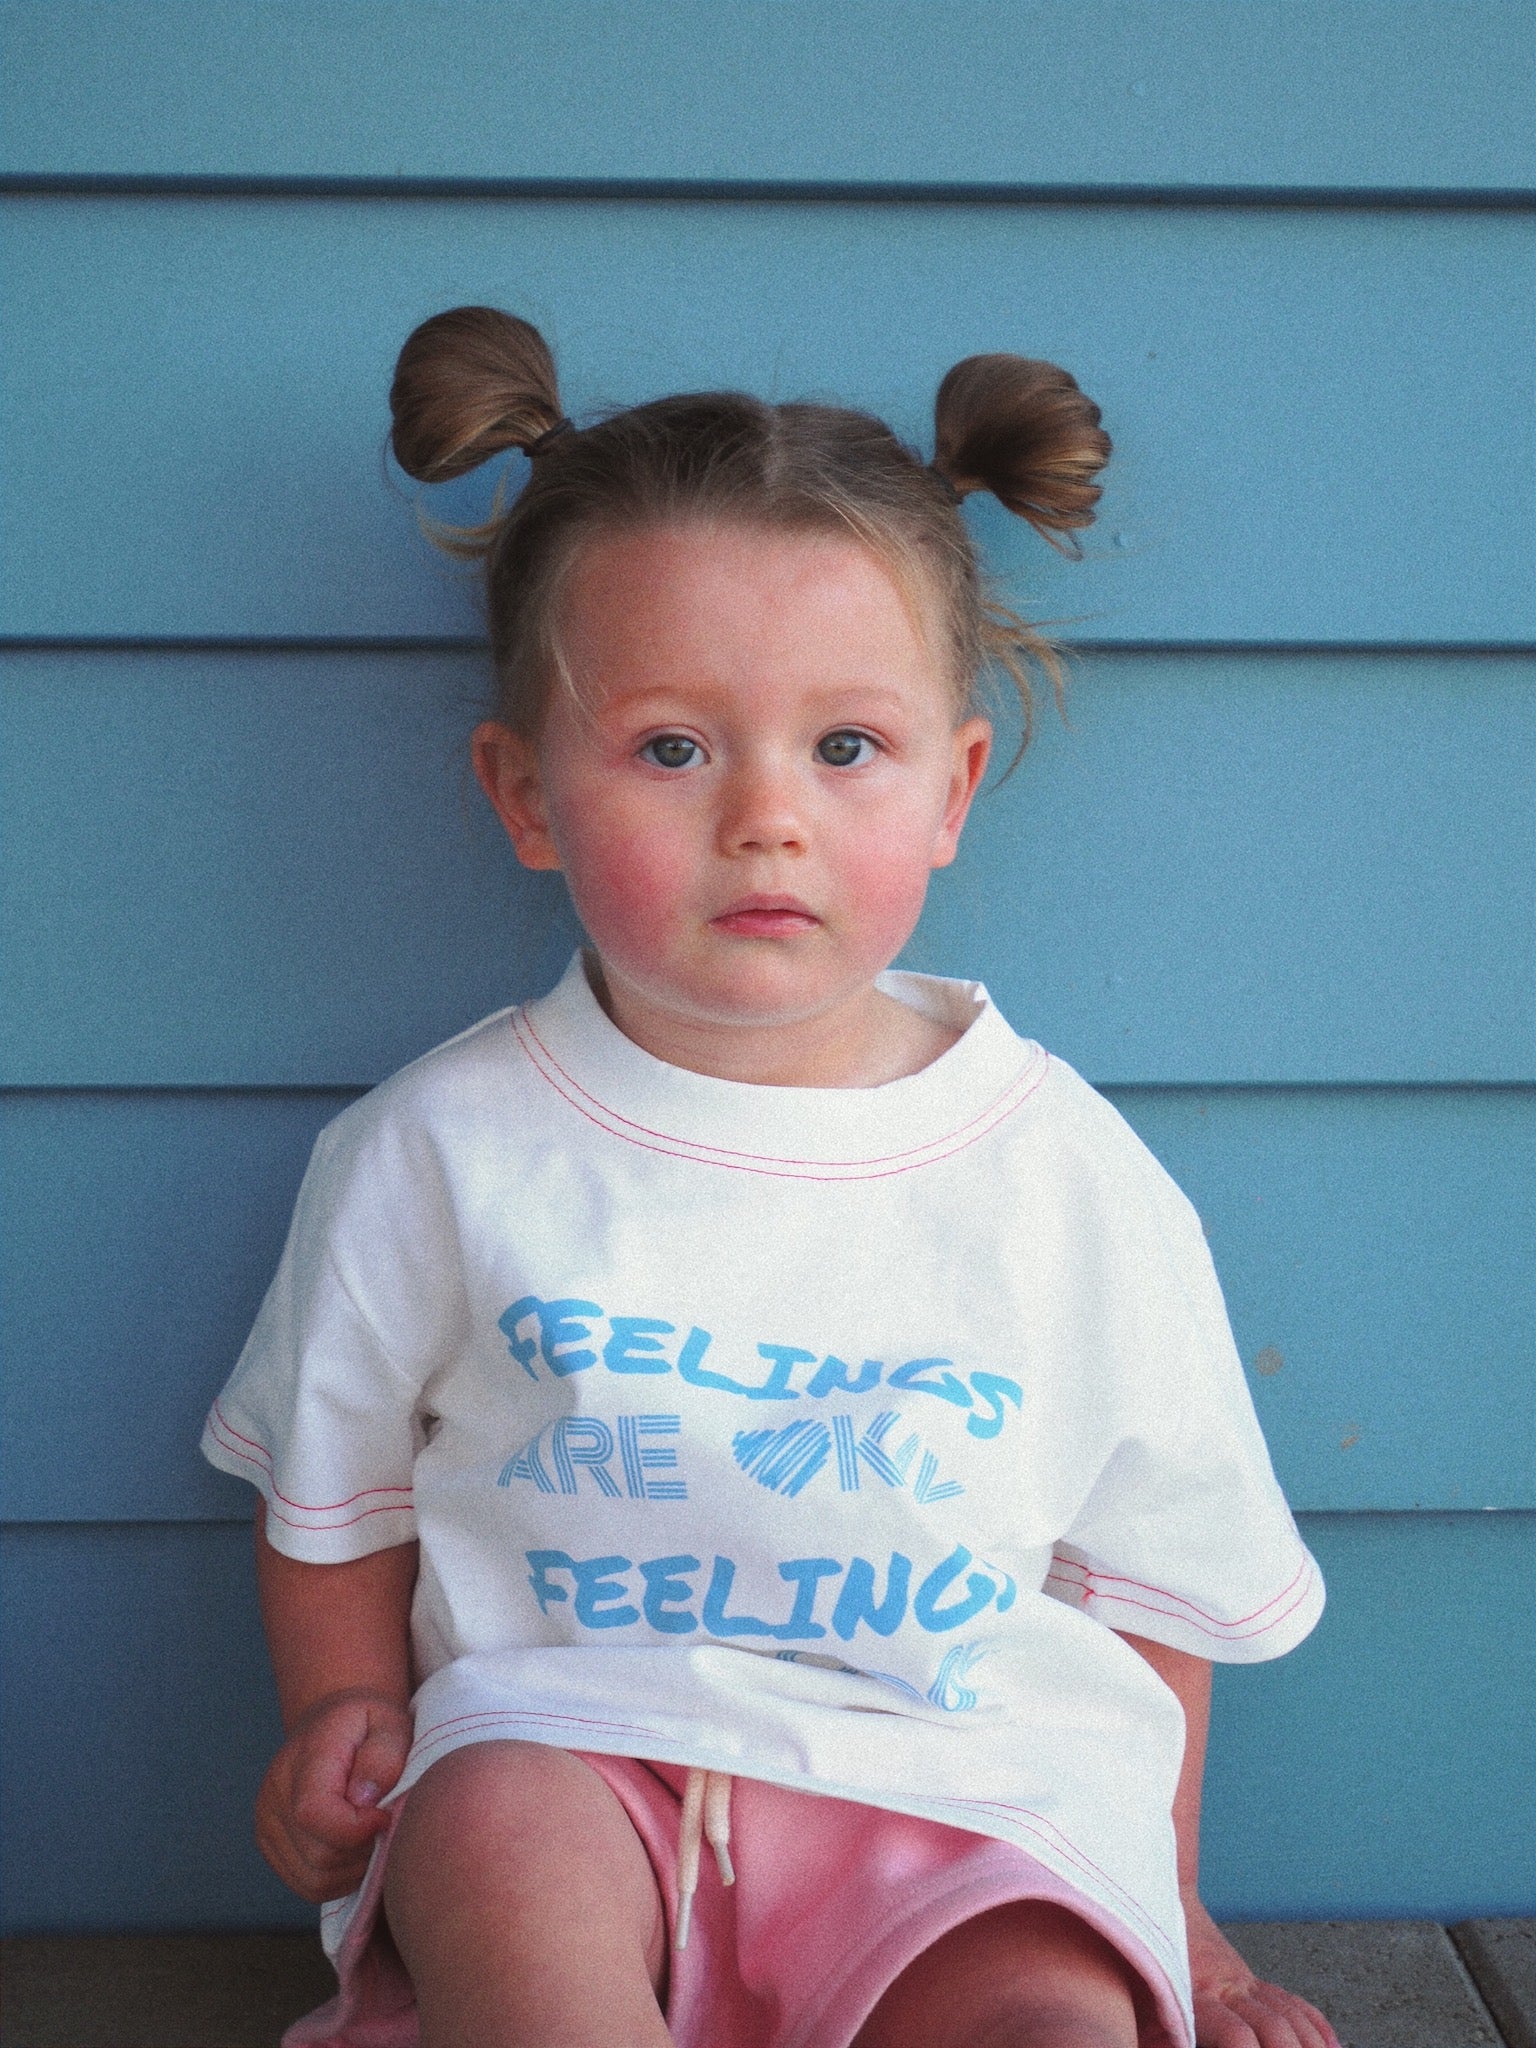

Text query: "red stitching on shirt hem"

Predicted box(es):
[404, 1705, 1176, 1967]
[416, 1705, 665, 1742]
[512, 1010, 1048, 1182]
[407, 1706, 663, 1771]
[939, 1795, 1173, 1959]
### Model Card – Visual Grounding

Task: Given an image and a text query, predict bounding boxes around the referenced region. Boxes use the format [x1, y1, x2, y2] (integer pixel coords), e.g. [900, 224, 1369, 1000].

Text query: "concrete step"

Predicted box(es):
[1450, 1925, 1536, 2048]
[0, 1920, 1531, 2047]
[1224, 1921, 1533, 2048]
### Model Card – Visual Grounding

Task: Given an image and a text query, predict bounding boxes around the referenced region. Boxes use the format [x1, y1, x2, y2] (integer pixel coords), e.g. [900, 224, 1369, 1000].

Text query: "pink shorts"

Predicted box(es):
[287, 1754, 1188, 2048]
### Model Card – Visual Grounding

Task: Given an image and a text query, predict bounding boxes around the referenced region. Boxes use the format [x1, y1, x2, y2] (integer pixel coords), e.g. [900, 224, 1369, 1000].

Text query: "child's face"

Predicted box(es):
[473, 522, 990, 1074]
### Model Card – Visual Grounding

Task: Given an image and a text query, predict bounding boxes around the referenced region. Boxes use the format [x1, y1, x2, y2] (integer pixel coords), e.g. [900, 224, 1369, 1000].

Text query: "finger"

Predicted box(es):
[292, 1775, 388, 1849]
[254, 1727, 387, 1902]
[302, 1844, 373, 1903]
[255, 1809, 341, 1900]
[291, 1726, 388, 1838]
[285, 1852, 372, 1904]
[259, 1808, 374, 1903]
[346, 1712, 412, 1808]
[296, 1717, 370, 1806]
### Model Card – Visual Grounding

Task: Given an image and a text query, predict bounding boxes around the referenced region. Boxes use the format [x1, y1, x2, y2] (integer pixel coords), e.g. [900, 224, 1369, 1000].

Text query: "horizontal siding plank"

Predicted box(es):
[0, 1522, 300, 1934]
[1199, 1511, 1536, 1921]
[2, 2, 1531, 192]
[1115, 1087, 1535, 1513]
[0, 1091, 355, 1527]
[0, 650, 583, 1087]
[3, 650, 1529, 1087]
[3, 197, 1531, 643]
[922, 651, 1536, 1085]
[3, 1086, 1530, 1520]
[2, 1513, 1529, 1931]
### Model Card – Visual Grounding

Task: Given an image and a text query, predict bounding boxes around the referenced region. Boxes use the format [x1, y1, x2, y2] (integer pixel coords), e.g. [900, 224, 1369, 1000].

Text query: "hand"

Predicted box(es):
[1185, 1893, 1340, 2048]
[255, 1688, 413, 1903]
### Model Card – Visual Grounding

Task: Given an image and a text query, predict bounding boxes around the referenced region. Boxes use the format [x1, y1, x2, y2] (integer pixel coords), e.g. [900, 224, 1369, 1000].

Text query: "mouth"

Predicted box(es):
[709, 895, 821, 938]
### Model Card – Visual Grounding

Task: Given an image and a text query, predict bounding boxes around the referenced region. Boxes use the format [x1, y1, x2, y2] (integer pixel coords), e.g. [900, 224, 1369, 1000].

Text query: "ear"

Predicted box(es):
[471, 721, 563, 871]
[929, 716, 992, 869]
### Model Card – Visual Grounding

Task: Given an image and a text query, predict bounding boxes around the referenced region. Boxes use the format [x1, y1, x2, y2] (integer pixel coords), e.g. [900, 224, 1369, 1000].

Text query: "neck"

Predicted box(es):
[586, 959, 959, 1089]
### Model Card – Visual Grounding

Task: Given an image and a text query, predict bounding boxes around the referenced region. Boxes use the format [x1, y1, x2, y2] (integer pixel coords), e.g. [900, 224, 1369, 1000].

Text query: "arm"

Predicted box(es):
[1116, 1632, 1209, 1899]
[1118, 1633, 1338, 2048]
[253, 1499, 420, 1902]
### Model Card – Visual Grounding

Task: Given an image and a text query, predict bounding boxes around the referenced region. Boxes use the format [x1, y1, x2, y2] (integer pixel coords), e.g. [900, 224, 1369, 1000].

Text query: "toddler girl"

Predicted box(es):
[204, 306, 1338, 2048]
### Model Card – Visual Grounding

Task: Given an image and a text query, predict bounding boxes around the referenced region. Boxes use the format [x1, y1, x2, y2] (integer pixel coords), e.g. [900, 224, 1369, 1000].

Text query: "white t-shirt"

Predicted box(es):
[204, 953, 1322, 2014]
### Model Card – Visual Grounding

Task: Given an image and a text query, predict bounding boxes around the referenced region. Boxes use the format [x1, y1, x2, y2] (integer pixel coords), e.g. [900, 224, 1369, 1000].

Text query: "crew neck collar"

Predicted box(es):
[512, 951, 1047, 1177]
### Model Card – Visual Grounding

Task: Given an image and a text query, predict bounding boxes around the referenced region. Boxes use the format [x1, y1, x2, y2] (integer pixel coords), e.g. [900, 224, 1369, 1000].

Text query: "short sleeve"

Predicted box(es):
[201, 1099, 468, 1563]
[1043, 1159, 1324, 1663]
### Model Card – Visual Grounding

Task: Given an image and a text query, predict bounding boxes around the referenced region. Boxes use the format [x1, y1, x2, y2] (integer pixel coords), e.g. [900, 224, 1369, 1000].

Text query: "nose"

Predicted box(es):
[716, 755, 808, 856]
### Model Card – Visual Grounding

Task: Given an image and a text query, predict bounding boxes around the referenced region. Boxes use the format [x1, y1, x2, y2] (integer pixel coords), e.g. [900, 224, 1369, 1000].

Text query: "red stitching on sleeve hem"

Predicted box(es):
[261, 1495, 417, 1535]
[1056, 1548, 1318, 1630]
[1045, 1553, 1318, 1642]
[207, 1401, 414, 1515]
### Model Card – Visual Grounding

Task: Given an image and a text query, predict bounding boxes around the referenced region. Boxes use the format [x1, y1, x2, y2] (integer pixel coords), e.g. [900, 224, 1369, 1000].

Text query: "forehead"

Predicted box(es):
[555, 522, 949, 693]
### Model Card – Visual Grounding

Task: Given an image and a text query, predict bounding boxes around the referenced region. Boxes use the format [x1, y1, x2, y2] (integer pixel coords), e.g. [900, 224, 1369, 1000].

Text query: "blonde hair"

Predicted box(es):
[389, 306, 1111, 762]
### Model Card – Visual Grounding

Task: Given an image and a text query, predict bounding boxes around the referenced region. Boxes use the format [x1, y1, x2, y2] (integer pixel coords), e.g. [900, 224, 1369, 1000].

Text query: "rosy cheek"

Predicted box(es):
[845, 826, 941, 934]
[556, 816, 690, 953]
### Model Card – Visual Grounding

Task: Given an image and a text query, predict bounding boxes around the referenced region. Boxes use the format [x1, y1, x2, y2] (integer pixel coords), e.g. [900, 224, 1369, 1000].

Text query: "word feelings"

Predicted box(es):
[526, 1545, 1017, 1642]
[499, 1295, 1023, 1439]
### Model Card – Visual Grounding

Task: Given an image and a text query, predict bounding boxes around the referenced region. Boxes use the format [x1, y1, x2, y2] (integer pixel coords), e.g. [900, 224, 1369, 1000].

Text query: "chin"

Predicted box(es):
[622, 962, 834, 1030]
[700, 971, 890, 1034]
[598, 925, 910, 1030]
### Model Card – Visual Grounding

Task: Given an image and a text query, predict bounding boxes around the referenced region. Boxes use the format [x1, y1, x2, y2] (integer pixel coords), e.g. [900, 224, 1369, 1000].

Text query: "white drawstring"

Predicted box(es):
[674, 1768, 735, 1950]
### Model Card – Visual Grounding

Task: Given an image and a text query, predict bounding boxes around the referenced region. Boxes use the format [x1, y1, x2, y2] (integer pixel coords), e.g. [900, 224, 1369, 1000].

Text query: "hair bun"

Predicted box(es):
[389, 306, 564, 483]
[933, 354, 1111, 549]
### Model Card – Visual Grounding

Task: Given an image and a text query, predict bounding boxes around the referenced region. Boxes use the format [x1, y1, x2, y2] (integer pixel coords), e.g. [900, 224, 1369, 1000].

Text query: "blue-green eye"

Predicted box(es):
[816, 730, 873, 767]
[641, 734, 701, 769]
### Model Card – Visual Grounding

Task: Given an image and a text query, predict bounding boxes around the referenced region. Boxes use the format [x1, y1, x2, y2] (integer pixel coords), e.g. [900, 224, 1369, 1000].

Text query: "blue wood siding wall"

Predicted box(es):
[2, 2, 1532, 1933]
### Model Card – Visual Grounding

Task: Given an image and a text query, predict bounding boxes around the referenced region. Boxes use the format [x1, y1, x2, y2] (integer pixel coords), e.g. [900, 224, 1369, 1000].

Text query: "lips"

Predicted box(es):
[710, 895, 820, 938]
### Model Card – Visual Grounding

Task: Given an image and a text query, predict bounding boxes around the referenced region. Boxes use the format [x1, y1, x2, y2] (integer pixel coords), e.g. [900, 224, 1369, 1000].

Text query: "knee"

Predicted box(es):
[958, 2006, 1136, 2048]
[382, 1741, 668, 2005]
[951, 1910, 1141, 2048]
[414, 1738, 552, 1794]
[857, 1903, 1142, 2048]
[388, 1740, 590, 1877]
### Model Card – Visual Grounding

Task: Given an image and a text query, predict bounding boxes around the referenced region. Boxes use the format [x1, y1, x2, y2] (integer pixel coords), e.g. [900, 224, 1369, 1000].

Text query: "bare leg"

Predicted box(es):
[383, 1740, 671, 2048]
[853, 1900, 1145, 2048]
